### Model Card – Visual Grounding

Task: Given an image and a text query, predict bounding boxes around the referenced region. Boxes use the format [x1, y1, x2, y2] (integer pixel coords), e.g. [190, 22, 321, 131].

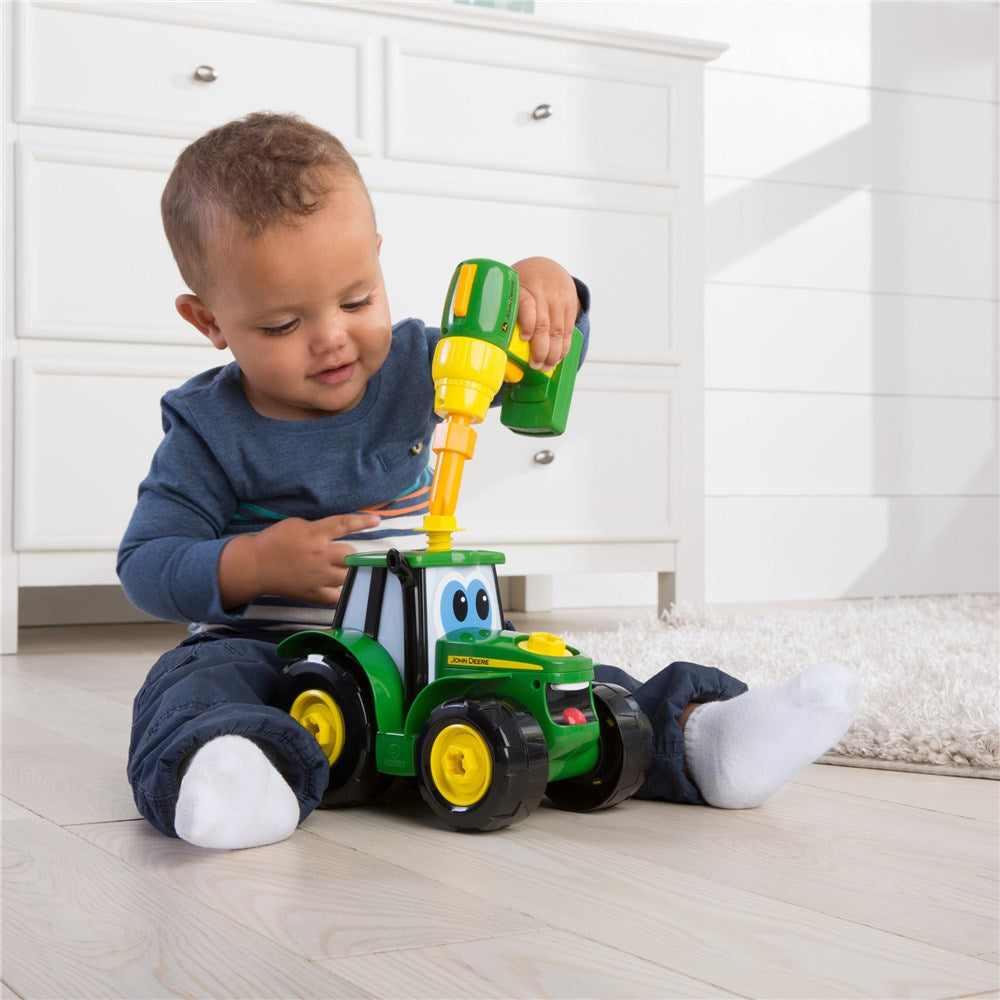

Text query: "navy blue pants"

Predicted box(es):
[128, 633, 748, 837]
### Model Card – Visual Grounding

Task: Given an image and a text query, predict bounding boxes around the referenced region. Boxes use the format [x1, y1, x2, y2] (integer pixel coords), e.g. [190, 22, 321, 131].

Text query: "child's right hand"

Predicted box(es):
[218, 512, 381, 610]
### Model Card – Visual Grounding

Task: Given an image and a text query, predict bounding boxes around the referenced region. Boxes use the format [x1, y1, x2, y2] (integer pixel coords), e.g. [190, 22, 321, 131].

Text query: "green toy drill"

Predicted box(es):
[423, 258, 584, 551]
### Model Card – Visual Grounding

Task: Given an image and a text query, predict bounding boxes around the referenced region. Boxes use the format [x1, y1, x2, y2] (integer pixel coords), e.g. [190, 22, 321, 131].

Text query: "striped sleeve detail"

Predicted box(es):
[231, 501, 287, 523]
[340, 512, 428, 550]
[230, 467, 433, 534]
[358, 467, 433, 520]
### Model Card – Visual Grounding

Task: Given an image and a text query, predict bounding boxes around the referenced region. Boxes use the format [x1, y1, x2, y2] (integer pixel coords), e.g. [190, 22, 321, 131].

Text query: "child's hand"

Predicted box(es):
[511, 257, 580, 371]
[218, 512, 381, 610]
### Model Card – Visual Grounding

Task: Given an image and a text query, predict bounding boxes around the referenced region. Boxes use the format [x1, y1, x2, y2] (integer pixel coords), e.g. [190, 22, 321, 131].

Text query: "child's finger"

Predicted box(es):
[541, 327, 570, 371]
[521, 293, 554, 370]
[539, 300, 576, 370]
[318, 512, 381, 539]
[313, 585, 344, 607]
[328, 543, 358, 572]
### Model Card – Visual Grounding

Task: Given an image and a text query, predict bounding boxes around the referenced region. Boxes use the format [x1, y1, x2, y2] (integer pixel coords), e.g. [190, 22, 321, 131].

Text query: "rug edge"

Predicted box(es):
[818, 753, 1000, 780]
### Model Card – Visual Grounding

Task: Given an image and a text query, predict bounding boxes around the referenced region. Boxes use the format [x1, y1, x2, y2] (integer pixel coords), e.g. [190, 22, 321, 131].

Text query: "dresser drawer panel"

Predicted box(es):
[17, 140, 200, 344]
[459, 379, 677, 546]
[374, 185, 675, 365]
[386, 39, 675, 185]
[14, 347, 214, 551]
[16, 2, 372, 147]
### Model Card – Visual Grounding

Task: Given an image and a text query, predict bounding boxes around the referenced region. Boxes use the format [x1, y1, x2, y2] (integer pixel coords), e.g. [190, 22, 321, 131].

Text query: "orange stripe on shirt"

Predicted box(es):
[360, 485, 430, 515]
[359, 501, 429, 518]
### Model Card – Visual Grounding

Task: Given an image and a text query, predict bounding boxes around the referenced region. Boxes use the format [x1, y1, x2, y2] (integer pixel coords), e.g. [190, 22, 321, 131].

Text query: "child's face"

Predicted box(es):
[177, 179, 392, 420]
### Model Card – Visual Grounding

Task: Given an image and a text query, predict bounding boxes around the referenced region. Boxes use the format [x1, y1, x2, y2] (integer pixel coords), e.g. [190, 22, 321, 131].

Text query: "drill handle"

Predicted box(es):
[499, 324, 583, 437]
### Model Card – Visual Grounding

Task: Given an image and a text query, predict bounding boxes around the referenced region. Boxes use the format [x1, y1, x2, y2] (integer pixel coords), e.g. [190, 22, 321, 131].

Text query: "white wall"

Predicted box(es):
[537, 0, 999, 604]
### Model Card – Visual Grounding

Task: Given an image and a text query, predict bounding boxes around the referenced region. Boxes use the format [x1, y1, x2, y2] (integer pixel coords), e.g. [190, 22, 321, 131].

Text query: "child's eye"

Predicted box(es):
[260, 319, 299, 336]
[342, 295, 372, 313]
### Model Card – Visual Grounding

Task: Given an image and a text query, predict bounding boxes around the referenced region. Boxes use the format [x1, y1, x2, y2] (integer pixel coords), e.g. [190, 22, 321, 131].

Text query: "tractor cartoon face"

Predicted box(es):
[275, 548, 651, 831]
[430, 566, 502, 639]
[336, 558, 502, 687]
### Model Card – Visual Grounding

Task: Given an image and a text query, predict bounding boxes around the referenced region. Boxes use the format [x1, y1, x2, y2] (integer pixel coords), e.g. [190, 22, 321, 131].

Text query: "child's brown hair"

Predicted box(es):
[161, 111, 369, 295]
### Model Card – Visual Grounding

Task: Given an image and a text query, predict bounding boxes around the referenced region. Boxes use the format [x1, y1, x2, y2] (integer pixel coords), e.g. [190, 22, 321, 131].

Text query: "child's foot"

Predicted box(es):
[174, 735, 300, 849]
[684, 662, 861, 809]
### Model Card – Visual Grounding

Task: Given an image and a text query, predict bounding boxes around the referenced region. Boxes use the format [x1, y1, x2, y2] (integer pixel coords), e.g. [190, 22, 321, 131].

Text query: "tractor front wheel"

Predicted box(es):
[418, 699, 548, 832]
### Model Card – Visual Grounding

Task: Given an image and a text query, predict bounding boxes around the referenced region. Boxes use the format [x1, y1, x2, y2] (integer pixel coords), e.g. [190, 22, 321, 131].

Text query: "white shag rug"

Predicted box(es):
[563, 594, 999, 778]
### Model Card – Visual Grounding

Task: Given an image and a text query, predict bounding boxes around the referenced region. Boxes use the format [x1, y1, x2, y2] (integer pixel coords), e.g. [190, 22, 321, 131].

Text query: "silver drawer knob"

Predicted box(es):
[533, 450, 555, 465]
[193, 65, 218, 83]
[531, 103, 553, 120]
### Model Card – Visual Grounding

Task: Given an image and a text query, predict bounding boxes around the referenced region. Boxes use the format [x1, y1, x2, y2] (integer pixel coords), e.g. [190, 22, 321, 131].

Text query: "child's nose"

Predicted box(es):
[310, 317, 349, 353]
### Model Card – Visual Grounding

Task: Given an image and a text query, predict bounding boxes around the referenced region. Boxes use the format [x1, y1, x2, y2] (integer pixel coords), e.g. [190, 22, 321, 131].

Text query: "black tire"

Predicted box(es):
[277, 655, 389, 808]
[417, 699, 548, 832]
[545, 682, 652, 812]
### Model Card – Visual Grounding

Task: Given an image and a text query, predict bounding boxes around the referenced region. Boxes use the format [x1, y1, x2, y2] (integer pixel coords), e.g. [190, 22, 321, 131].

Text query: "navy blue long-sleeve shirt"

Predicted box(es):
[118, 317, 441, 626]
[118, 292, 590, 629]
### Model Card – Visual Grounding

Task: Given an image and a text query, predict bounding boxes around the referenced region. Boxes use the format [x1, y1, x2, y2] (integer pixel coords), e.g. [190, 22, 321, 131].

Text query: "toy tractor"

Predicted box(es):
[275, 260, 652, 831]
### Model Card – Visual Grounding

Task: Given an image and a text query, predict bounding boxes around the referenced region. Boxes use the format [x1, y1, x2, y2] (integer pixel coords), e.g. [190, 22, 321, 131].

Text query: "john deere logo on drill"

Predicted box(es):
[504, 281, 516, 328]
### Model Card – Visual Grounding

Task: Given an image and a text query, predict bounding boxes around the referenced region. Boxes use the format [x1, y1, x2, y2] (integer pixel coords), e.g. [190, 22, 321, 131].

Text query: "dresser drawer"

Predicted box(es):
[386, 37, 675, 185]
[17, 138, 189, 344]
[14, 344, 215, 551]
[16, 1, 373, 148]
[459, 377, 678, 546]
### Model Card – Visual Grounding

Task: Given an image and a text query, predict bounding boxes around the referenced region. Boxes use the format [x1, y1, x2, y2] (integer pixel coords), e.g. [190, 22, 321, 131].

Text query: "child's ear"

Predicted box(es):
[376, 233, 383, 254]
[176, 295, 227, 350]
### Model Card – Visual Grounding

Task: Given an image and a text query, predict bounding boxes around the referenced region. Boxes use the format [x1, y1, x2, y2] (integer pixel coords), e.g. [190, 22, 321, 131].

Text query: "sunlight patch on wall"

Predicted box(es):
[705, 178, 874, 290]
[452, 0, 535, 12]
[706, 74, 872, 185]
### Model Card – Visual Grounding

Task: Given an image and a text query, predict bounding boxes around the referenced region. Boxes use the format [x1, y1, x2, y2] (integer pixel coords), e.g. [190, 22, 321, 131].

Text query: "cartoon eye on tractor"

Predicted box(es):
[275, 259, 652, 831]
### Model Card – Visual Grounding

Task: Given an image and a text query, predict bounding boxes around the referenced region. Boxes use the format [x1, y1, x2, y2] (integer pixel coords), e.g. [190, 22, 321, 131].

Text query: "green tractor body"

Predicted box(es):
[276, 547, 651, 831]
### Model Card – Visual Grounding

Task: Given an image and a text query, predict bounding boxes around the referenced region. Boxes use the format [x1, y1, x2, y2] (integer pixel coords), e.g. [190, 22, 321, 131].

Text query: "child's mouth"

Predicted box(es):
[311, 363, 355, 386]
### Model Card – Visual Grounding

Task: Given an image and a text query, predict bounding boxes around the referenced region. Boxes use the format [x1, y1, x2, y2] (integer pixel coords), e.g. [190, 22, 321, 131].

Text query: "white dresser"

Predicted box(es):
[1, 0, 723, 650]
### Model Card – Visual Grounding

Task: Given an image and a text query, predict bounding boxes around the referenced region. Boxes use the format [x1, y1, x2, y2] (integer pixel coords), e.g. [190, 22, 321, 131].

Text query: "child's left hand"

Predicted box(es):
[511, 257, 581, 371]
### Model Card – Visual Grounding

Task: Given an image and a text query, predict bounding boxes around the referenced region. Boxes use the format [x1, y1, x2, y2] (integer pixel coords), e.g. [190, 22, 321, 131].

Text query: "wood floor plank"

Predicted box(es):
[2, 817, 368, 999]
[799, 763, 1000, 822]
[322, 927, 740, 999]
[1, 714, 139, 825]
[301, 795, 999, 999]
[1, 797, 37, 823]
[11, 623, 183, 708]
[3, 669, 135, 756]
[737, 773, 998, 871]
[534, 785, 999, 959]
[71, 818, 551, 961]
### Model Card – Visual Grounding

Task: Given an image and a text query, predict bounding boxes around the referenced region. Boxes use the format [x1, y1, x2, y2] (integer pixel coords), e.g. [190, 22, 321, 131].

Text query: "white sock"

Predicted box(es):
[684, 662, 861, 809]
[174, 735, 301, 849]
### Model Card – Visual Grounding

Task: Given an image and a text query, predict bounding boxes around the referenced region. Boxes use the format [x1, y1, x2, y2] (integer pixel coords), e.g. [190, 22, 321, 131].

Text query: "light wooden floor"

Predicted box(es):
[3, 619, 998, 1000]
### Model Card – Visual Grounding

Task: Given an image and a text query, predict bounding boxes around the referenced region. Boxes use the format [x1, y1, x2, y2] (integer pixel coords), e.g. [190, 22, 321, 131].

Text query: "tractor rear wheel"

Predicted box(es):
[278, 655, 390, 808]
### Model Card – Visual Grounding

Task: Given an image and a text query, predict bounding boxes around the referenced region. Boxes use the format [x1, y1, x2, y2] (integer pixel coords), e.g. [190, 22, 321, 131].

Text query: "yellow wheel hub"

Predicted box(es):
[290, 689, 345, 765]
[429, 723, 493, 807]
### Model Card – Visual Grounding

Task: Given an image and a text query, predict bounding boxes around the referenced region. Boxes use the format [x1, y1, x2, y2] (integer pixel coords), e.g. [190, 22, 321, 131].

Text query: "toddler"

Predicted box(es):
[120, 112, 860, 849]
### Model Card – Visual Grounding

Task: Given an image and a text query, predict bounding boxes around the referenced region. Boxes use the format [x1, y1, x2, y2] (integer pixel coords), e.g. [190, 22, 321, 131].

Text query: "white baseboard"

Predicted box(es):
[552, 571, 658, 609]
[18, 586, 158, 627]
